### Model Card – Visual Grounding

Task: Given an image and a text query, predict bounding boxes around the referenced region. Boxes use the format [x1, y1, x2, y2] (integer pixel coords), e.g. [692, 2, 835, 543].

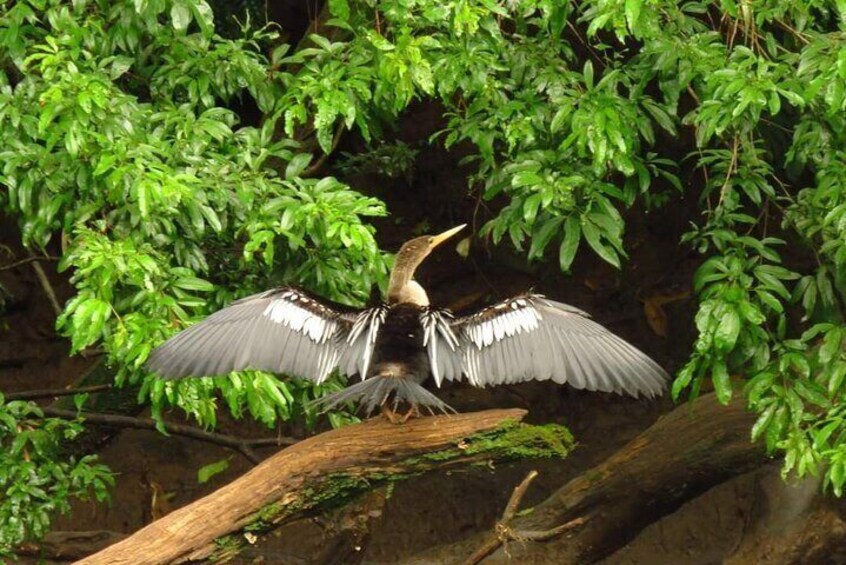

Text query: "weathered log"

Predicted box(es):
[725, 465, 846, 564]
[77, 408, 572, 565]
[411, 393, 767, 564]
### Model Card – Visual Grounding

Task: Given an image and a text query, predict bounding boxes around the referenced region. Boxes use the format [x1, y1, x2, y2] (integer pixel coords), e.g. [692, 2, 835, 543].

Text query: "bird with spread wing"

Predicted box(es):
[147, 224, 668, 422]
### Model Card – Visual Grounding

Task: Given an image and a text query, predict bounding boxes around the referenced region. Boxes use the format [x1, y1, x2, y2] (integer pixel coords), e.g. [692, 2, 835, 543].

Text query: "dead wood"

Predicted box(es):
[77, 408, 571, 565]
[725, 464, 846, 564]
[309, 487, 390, 565]
[409, 393, 768, 564]
[464, 470, 586, 565]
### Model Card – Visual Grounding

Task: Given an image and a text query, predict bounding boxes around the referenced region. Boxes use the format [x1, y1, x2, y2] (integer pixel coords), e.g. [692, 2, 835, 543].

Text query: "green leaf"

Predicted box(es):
[814, 420, 840, 449]
[751, 402, 776, 441]
[512, 171, 543, 188]
[583, 60, 594, 89]
[714, 308, 741, 352]
[794, 379, 829, 408]
[529, 216, 563, 260]
[625, 0, 642, 30]
[328, 0, 350, 20]
[820, 328, 843, 364]
[173, 277, 214, 292]
[551, 106, 573, 133]
[171, 2, 191, 31]
[285, 154, 313, 180]
[738, 301, 765, 325]
[192, 1, 214, 35]
[558, 217, 581, 272]
[368, 31, 395, 51]
[197, 458, 230, 484]
[829, 362, 846, 395]
[73, 393, 89, 412]
[712, 360, 732, 405]
[581, 218, 620, 268]
[672, 362, 695, 400]
[523, 194, 542, 224]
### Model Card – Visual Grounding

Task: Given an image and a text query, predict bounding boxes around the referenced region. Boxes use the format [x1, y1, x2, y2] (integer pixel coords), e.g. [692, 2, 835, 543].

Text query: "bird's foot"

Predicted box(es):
[380, 404, 420, 424]
[381, 404, 402, 424]
[397, 405, 420, 424]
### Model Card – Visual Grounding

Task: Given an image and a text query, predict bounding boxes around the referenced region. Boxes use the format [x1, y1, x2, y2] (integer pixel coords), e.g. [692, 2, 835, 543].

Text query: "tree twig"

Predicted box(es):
[464, 470, 587, 565]
[0, 255, 60, 271]
[503, 469, 538, 522]
[36, 407, 298, 465]
[718, 134, 740, 207]
[28, 251, 62, 316]
[5, 384, 113, 401]
[413, 394, 763, 565]
[302, 122, 346, 177]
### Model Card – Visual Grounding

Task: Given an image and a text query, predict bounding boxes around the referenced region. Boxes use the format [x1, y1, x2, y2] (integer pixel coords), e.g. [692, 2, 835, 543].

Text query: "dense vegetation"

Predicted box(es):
[3, 0, 846, 556]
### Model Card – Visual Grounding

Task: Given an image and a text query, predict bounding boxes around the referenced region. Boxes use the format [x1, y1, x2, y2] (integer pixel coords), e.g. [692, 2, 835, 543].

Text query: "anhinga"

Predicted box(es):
[148, 224, 668, 422]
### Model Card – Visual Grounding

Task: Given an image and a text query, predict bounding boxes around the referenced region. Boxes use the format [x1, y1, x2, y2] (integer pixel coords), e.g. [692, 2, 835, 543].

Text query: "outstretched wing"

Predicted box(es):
[147, 287, 386, 383]
[424, 294, 667, 398]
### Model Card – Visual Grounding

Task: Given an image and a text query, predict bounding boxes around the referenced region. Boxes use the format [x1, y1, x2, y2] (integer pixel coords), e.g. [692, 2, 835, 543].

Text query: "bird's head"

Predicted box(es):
[388, 224, 467, 305]
[395, 224, 466, 272]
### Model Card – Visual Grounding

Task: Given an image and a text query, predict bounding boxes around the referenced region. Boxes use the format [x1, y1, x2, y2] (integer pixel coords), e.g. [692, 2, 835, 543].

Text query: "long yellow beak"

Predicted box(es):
[429, 224, 467, 248]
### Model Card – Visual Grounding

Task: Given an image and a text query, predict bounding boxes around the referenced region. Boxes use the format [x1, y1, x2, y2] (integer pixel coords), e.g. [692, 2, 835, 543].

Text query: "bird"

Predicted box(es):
[147, 224, 668, 423]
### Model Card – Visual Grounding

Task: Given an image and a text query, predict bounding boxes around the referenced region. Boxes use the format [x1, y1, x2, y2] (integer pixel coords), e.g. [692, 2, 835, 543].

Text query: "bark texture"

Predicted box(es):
[77, 408, 572, 564]
[725, 465, 846, 564]
[410, 393, 767, 564]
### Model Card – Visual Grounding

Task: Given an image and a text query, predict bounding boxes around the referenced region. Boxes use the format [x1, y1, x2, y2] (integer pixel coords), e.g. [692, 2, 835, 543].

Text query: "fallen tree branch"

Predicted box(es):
[464, 470, 586, 565]
[307, 486, 389, 564]
[725, 464, 846, 563]
[37, 407, 297, 465]
[412, 393, 767, 564]
[77, 408, 572, 565]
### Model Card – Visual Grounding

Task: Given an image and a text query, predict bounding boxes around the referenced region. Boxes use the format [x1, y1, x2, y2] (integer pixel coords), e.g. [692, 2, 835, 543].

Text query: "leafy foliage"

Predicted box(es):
[0, 0, 389, 432]
[0, 394, 113, 558]
[4, 0, 846, 553]
[338, 140, 419, 183]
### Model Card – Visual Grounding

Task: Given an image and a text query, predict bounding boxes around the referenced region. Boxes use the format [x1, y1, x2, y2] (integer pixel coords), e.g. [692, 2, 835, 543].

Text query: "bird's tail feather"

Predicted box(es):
[314, 375, 454, 416]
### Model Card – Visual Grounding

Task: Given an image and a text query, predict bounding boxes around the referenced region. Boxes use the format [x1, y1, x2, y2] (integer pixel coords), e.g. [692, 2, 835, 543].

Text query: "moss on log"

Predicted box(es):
[210, 419, 572, 562]
[78, 409, 573, 565]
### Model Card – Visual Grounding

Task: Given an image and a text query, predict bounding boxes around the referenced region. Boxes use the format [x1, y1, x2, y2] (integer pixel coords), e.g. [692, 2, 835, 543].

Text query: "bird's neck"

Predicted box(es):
[392, 280, 429, 306]
[387, 264, 429, 306]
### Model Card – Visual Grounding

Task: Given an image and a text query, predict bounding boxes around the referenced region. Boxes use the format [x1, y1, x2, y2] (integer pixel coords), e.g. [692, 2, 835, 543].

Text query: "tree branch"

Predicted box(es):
[36, 407, 297, 465]
[76, 409, 573, 565]
[302, 121, 345, 177]
[0, 254, 60, 271]
[464, 470, 587, 565]
[28, 251, 62, 316]
[5, 384, 113, 401]
[413, 393, 766, 564]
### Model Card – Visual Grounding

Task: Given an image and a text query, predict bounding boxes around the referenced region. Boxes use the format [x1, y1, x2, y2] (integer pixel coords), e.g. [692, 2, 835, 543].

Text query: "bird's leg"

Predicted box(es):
[380, 402, 419, 424]
[397, 404, 420, 424]
[380, 403, 402, 424]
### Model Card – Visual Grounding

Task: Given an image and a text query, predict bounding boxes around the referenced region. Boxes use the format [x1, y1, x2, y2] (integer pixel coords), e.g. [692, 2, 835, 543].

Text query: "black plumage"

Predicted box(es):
[147, 225, 669, 420]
